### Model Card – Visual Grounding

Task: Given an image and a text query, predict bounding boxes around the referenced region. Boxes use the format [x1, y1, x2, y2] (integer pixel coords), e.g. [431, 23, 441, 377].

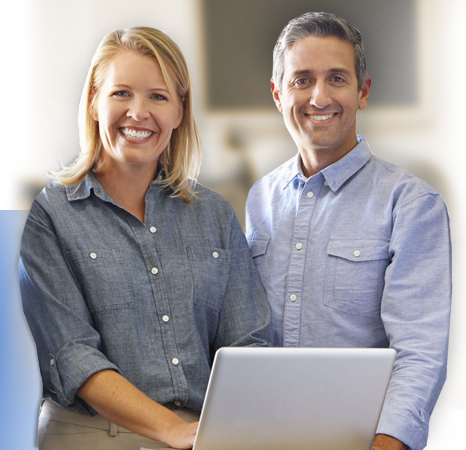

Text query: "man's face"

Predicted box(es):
[272, 36, 370, 158]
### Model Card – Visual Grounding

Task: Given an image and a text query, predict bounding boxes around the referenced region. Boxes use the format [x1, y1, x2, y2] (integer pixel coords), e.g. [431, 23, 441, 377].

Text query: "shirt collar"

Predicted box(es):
[66, 166, 166, 202]
[65, 171, 99, 202]
[66, 171, 127, 206]
[283, 154, 307, 189]
[283, 136, 373, 192]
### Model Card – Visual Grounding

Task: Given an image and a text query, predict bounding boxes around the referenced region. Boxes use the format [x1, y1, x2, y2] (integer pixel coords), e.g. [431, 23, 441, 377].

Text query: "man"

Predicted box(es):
[246, 12, 451, 450]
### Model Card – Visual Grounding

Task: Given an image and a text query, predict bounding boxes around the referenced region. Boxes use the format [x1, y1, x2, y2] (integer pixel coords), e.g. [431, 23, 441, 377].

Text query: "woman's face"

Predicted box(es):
[93, 51, 183, 174]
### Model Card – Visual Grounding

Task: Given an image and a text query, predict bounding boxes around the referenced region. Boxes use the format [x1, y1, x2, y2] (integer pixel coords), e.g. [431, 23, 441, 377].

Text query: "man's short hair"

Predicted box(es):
[273, 12, 368, 91]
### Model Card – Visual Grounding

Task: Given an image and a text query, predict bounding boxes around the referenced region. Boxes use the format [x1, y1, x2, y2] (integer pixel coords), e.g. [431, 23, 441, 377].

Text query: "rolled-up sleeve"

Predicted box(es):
[213, 207, 272, 351]
[376, 193, 452, 450]
[19, 200, 121, 412]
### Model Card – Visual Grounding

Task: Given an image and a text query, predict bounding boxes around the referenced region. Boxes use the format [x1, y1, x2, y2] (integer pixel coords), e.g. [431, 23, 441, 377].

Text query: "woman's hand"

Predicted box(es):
[77, 370, 199, 447]
[164, 420, 199, 449]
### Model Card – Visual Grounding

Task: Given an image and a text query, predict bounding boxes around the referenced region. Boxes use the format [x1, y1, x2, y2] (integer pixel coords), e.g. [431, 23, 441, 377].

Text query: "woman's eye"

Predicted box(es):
[113, 91, 130, 97]
[151, 93, 166, 100]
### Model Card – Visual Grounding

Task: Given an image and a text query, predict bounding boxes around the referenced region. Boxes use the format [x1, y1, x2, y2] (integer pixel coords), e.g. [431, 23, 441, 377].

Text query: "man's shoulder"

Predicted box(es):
[249, 156, 295, 198]
[366, 155, 441, 205]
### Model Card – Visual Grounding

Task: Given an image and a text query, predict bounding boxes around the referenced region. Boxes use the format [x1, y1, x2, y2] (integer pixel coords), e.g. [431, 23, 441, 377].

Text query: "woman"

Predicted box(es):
[19, 27, 271, 450]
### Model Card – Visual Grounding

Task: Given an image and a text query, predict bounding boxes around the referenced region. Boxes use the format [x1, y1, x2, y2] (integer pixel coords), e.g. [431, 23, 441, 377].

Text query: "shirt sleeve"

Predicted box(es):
[376, 193, 452, 450]
[19, 199, 121, 413]
[213, 206, 273, 350]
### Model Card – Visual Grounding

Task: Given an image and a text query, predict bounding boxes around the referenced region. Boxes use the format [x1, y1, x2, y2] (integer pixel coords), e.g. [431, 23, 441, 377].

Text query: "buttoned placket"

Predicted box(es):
[283, 173, 324, 346]
[123, 192, 189, 408]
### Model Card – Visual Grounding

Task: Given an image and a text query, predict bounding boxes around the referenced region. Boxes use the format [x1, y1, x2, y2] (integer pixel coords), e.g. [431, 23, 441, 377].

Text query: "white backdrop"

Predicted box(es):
[1, 1, 464, 448]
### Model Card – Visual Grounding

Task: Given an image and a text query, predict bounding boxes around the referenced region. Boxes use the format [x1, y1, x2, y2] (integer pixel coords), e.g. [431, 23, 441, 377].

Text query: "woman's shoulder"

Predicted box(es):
[175, 183, 236, 224]
[33, 181, 80, 210]
[28, 178, 91, 225]
[190, 183, 234, 211]
[29, 181, 64, 210]
[35, 173, 98, 205]
[192, 183, 230, 202]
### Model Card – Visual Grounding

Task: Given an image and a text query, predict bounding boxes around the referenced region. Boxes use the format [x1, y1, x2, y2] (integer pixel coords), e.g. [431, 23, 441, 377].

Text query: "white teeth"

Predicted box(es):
[309, 114, 334, 121]
[120, 128, 153, 139]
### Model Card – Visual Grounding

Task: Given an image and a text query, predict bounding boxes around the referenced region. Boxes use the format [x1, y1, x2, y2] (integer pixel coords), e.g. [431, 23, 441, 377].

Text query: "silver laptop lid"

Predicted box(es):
[194, 347, 395, 450]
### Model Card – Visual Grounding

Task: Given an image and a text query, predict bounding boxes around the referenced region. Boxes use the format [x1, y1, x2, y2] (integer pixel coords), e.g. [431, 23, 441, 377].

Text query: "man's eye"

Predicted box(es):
[332, 76, 344, 83]
[296, 78, 309, 86]
[113, 91, 130, 97]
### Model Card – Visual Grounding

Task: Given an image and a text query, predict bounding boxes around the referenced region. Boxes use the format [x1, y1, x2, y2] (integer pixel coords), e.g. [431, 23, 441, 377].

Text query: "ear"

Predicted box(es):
[271, 78, 283, 113]
[358, 76, 371, 110]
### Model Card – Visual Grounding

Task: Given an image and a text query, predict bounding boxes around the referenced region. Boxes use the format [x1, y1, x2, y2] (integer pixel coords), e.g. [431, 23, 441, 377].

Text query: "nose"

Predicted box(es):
[126, 97, 150, 121]
[310, 81, 332, 109]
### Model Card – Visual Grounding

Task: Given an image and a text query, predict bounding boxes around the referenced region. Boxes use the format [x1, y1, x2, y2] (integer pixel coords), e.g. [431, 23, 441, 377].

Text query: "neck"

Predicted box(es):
[299, 137, 359, 178]
[95, 162, 157, 223]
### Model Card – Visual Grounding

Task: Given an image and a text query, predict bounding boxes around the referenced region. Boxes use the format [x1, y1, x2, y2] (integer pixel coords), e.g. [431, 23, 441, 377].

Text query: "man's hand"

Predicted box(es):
[164, 420, 199, 449]
[372, 434, 407, 450]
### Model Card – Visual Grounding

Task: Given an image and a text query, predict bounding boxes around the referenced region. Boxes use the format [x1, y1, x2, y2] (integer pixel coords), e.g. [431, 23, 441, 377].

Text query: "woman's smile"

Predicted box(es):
[119, 126, 155, 142]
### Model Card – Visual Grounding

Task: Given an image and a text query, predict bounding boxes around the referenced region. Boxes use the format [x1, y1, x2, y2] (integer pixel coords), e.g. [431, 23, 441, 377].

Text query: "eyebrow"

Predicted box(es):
[329, 68, 354, 78]
[111, 83, 170, 93]
[289, 68, 354, 78]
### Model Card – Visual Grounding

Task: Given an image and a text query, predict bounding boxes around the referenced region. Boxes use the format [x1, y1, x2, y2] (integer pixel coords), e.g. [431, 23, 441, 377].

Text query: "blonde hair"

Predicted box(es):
[54, 27, 201, 202]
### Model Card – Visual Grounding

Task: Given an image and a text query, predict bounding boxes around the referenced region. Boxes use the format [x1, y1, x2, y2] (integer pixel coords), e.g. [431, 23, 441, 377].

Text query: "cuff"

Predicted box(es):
[376, 401, 430, 450]
[48, 341, 121, 409]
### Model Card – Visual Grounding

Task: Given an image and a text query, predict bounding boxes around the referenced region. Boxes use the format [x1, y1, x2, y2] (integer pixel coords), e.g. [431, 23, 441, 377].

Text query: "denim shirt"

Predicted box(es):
[246, 137, 452, 450]
[19, 172, 272, 415]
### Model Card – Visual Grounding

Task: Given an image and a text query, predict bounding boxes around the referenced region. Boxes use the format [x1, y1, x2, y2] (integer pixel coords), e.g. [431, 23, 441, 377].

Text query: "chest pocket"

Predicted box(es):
[247, 237, 270, 278]
[324, 239, 390, 315]
[187, 246, 231, 312]
[66, 249, 135, 314]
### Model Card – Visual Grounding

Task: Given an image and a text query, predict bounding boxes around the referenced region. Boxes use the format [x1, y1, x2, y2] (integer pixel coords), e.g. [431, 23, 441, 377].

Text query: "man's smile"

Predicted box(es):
[304, 112, 338, 122]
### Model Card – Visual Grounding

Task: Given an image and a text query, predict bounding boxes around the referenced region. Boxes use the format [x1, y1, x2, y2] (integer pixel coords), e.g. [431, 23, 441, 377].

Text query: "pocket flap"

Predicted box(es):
[327, 239, 389, 262]
[248, 238, 270, 258]
[187, 246, 230, 262]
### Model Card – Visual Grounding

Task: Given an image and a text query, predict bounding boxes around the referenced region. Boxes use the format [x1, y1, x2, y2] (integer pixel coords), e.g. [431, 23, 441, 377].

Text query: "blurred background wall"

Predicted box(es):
[0, 0, 464, 448]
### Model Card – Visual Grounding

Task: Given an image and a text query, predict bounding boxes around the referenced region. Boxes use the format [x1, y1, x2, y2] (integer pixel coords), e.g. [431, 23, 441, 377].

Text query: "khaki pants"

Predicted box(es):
[39, 400, 200, 450]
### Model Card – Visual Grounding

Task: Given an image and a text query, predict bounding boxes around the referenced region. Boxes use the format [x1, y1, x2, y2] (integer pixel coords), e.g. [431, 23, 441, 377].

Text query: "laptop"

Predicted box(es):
[193, 347, 396, 450]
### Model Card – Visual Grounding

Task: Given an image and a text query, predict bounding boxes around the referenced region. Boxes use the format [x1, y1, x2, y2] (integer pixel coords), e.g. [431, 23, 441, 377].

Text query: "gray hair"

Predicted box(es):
[272, 12, 368, 91]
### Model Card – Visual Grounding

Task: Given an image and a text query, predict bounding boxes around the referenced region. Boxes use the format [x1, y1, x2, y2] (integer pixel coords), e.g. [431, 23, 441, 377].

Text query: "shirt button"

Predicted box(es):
[212, 252, 219, 259]
[89, 252, 97, 259]
[289, 294, 297, 302]
[50, 358, 55, 366]
[162, 315, 170, 323]
[306, 191, 314, 198]
[295, 243, 303, 250]
[353, 250, 361, 257]
[324, 181, 329, 186]
[174, 401, 181, 407]
[149, 226, 157, 233]
[151, 267, 159, 275]
[172, 358, 180, 366]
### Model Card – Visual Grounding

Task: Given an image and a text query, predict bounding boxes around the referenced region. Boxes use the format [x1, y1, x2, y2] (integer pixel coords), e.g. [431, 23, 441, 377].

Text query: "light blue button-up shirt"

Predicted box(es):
[246, 137, 452, 450]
